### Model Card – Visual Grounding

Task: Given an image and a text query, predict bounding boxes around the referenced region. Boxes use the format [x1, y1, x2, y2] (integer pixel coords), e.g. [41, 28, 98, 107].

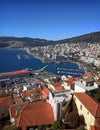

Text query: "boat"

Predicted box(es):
[17, 54, 21, 59]
[0, 69, 30, 77]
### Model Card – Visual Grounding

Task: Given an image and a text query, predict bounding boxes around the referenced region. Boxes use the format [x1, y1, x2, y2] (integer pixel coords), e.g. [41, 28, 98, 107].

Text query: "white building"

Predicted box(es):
[94, 58, 100, 67]
[47, 89, 73, 120]
[74, 78, 98, 92]
[23, 84, 32, 91]
[74, 93, 100, 130]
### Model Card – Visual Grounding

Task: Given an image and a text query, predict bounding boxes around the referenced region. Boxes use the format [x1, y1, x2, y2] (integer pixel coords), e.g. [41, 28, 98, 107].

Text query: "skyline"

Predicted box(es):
[0, 0, 100, 40]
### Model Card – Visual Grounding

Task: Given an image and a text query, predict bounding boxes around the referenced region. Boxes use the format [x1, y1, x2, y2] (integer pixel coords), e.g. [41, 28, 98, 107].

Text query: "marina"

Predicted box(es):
[57, 70, 84, 76]
[0, 48, 84, 77]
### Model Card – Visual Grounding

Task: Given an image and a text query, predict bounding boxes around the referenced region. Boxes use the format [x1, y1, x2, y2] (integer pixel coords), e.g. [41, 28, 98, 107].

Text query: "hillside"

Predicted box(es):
[0, 37, 52, 48]
[0, 31, 100, 48]
[54, 31, 100, 44]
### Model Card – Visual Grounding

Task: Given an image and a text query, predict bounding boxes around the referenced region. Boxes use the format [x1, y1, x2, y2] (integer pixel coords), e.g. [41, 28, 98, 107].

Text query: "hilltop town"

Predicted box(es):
[0, 67, 100, 130]
[0, 32, 100, 71]
[26, 42, 100, 68]
[0, 32, 100, 130]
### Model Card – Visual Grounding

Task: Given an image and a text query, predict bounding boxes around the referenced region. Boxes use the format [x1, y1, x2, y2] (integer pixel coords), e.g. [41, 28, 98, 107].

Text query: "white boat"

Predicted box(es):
[17, 55, 21, 59]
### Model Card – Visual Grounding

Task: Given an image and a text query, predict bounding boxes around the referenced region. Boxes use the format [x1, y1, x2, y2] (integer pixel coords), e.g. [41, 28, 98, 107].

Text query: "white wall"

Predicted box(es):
[75, 84, 85, 92]
[74, 95, 95, 130]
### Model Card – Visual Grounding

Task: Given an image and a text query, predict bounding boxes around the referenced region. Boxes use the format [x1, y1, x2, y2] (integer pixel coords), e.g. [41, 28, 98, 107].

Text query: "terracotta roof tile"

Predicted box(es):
[10, 106, 16, 118]
[17, 101, 54, 127]
[74, 93, 100, 117]
[52, 82, 64, 91]
[65, 78, 75, 85]
[0, 96, 13, 114]
[0, 97, 6, 105]
[85, 71, 94, 77]
[21, 90, 32, 97]
[0, 96, 13, 107]
[9, 103, 25, 118]
[41, 87, 51, 99]
[91, 126, 100, 130]
[65, 78, 79, 86]
[42, 87, 51, 95]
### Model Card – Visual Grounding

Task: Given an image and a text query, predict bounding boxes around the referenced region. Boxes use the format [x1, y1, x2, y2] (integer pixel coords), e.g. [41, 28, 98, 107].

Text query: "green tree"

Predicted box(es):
[37, 125, 46, 130]
[62, 96, 78, 118]
[2, 125, 21, 130]
[77, 125, 86, 130]
[66, 111, 79, 128]
[79, 115, 85, 125]
[95, 89, 100, 102]
[52, 120, 65, 130]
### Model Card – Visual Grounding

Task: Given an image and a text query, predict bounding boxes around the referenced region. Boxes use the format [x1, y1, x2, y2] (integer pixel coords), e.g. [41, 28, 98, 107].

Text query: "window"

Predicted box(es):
[80, 104, 82, 110]
[87, 111, 89, 115]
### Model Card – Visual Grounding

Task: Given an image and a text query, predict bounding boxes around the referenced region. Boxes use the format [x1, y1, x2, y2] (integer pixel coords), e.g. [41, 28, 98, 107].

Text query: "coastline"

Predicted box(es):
[0, 47, 98, 76]
[0, 48, 84, 77]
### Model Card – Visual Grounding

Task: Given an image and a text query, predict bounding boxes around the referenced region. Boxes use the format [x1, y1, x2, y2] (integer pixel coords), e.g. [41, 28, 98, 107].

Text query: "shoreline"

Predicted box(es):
[0, 47, 98, 75]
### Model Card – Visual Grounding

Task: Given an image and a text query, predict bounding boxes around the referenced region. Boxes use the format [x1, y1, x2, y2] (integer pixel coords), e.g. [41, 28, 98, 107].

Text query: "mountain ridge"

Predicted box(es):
[0, 31, 100, 48]
[54, 31, 100, 43]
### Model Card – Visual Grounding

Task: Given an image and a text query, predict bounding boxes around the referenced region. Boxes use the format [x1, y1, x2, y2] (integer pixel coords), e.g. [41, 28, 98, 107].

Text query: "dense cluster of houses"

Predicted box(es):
[26, 42, 100, 67]
[0, 71, 100, 130]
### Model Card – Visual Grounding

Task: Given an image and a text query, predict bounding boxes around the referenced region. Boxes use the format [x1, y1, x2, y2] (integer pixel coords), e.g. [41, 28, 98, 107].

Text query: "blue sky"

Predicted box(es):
[0, 0, 100, 40]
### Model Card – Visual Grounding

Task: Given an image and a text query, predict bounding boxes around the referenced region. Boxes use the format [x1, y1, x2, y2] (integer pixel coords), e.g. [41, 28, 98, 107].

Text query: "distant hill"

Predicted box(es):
[0, 31, 100, 48]
[54, 31, 100, 44]
[0, 37, 52, 48]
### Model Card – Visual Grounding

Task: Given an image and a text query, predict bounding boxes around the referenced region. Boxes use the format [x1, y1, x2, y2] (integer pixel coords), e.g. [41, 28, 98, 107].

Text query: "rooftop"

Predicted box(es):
[51, 82, 64, 91]
[74, 92, 100, 118]
[91, 126, 100, 130]
[85, 71, 94, 77]
[17, 101, 54, 127]
[52, 89, 73, 102]
[75, 80, 98, 91]
[0, 96, 13, 107]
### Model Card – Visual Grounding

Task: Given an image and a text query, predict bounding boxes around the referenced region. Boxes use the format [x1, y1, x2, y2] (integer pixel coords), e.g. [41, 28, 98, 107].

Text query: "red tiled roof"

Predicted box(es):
[65, 78, 75, 85]
[17, 101, 54, 127]
[0, 96, 13, 114]
[74, 93, 100, 118]
[0, 96, 13, 107]
[74, 78, 80, 81]
[52, 82, 64, 91]
[0, 97, 6, 105]
[42, 87, 51, 95]
[65, 78, 79, 86]
[10, 106, 16, 118]
[85, 71, 94, 77]
[41, 87, 51, 99]
[91, 126, 100, 130]
[21, 90, 32, 97]
[9, 103, 25, 118]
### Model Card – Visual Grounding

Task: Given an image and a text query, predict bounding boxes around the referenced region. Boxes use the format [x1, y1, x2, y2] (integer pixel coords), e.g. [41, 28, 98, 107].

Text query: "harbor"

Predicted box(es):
[57, 68, 84, 77]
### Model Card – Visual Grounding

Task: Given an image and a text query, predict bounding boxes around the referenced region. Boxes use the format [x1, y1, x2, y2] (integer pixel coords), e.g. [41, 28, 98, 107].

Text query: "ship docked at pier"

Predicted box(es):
[0, 69, 30, 79]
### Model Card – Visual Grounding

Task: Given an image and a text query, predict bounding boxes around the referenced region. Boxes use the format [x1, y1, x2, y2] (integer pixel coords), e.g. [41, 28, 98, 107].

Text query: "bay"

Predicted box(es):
[0, 48, 84, 77]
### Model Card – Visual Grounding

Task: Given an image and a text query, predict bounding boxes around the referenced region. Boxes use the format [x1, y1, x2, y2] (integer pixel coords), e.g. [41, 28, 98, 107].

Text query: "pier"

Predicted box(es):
[57, 67, 84, 77]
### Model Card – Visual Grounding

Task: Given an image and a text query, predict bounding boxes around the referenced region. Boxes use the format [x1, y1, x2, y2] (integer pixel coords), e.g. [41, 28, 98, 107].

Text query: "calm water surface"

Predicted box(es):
[0, 48, 84, 77]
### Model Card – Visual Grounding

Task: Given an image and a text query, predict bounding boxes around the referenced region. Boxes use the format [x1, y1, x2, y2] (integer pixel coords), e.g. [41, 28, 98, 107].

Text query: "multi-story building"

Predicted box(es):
[74, 92, 100, 130]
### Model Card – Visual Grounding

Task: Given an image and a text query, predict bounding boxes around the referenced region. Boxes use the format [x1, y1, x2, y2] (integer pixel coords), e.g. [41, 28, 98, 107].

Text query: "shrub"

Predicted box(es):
[52, 120, 65, 130]
[77, 125, 86, 130]
[66, 111, 79, 128]
[79, 115, 85, 125]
